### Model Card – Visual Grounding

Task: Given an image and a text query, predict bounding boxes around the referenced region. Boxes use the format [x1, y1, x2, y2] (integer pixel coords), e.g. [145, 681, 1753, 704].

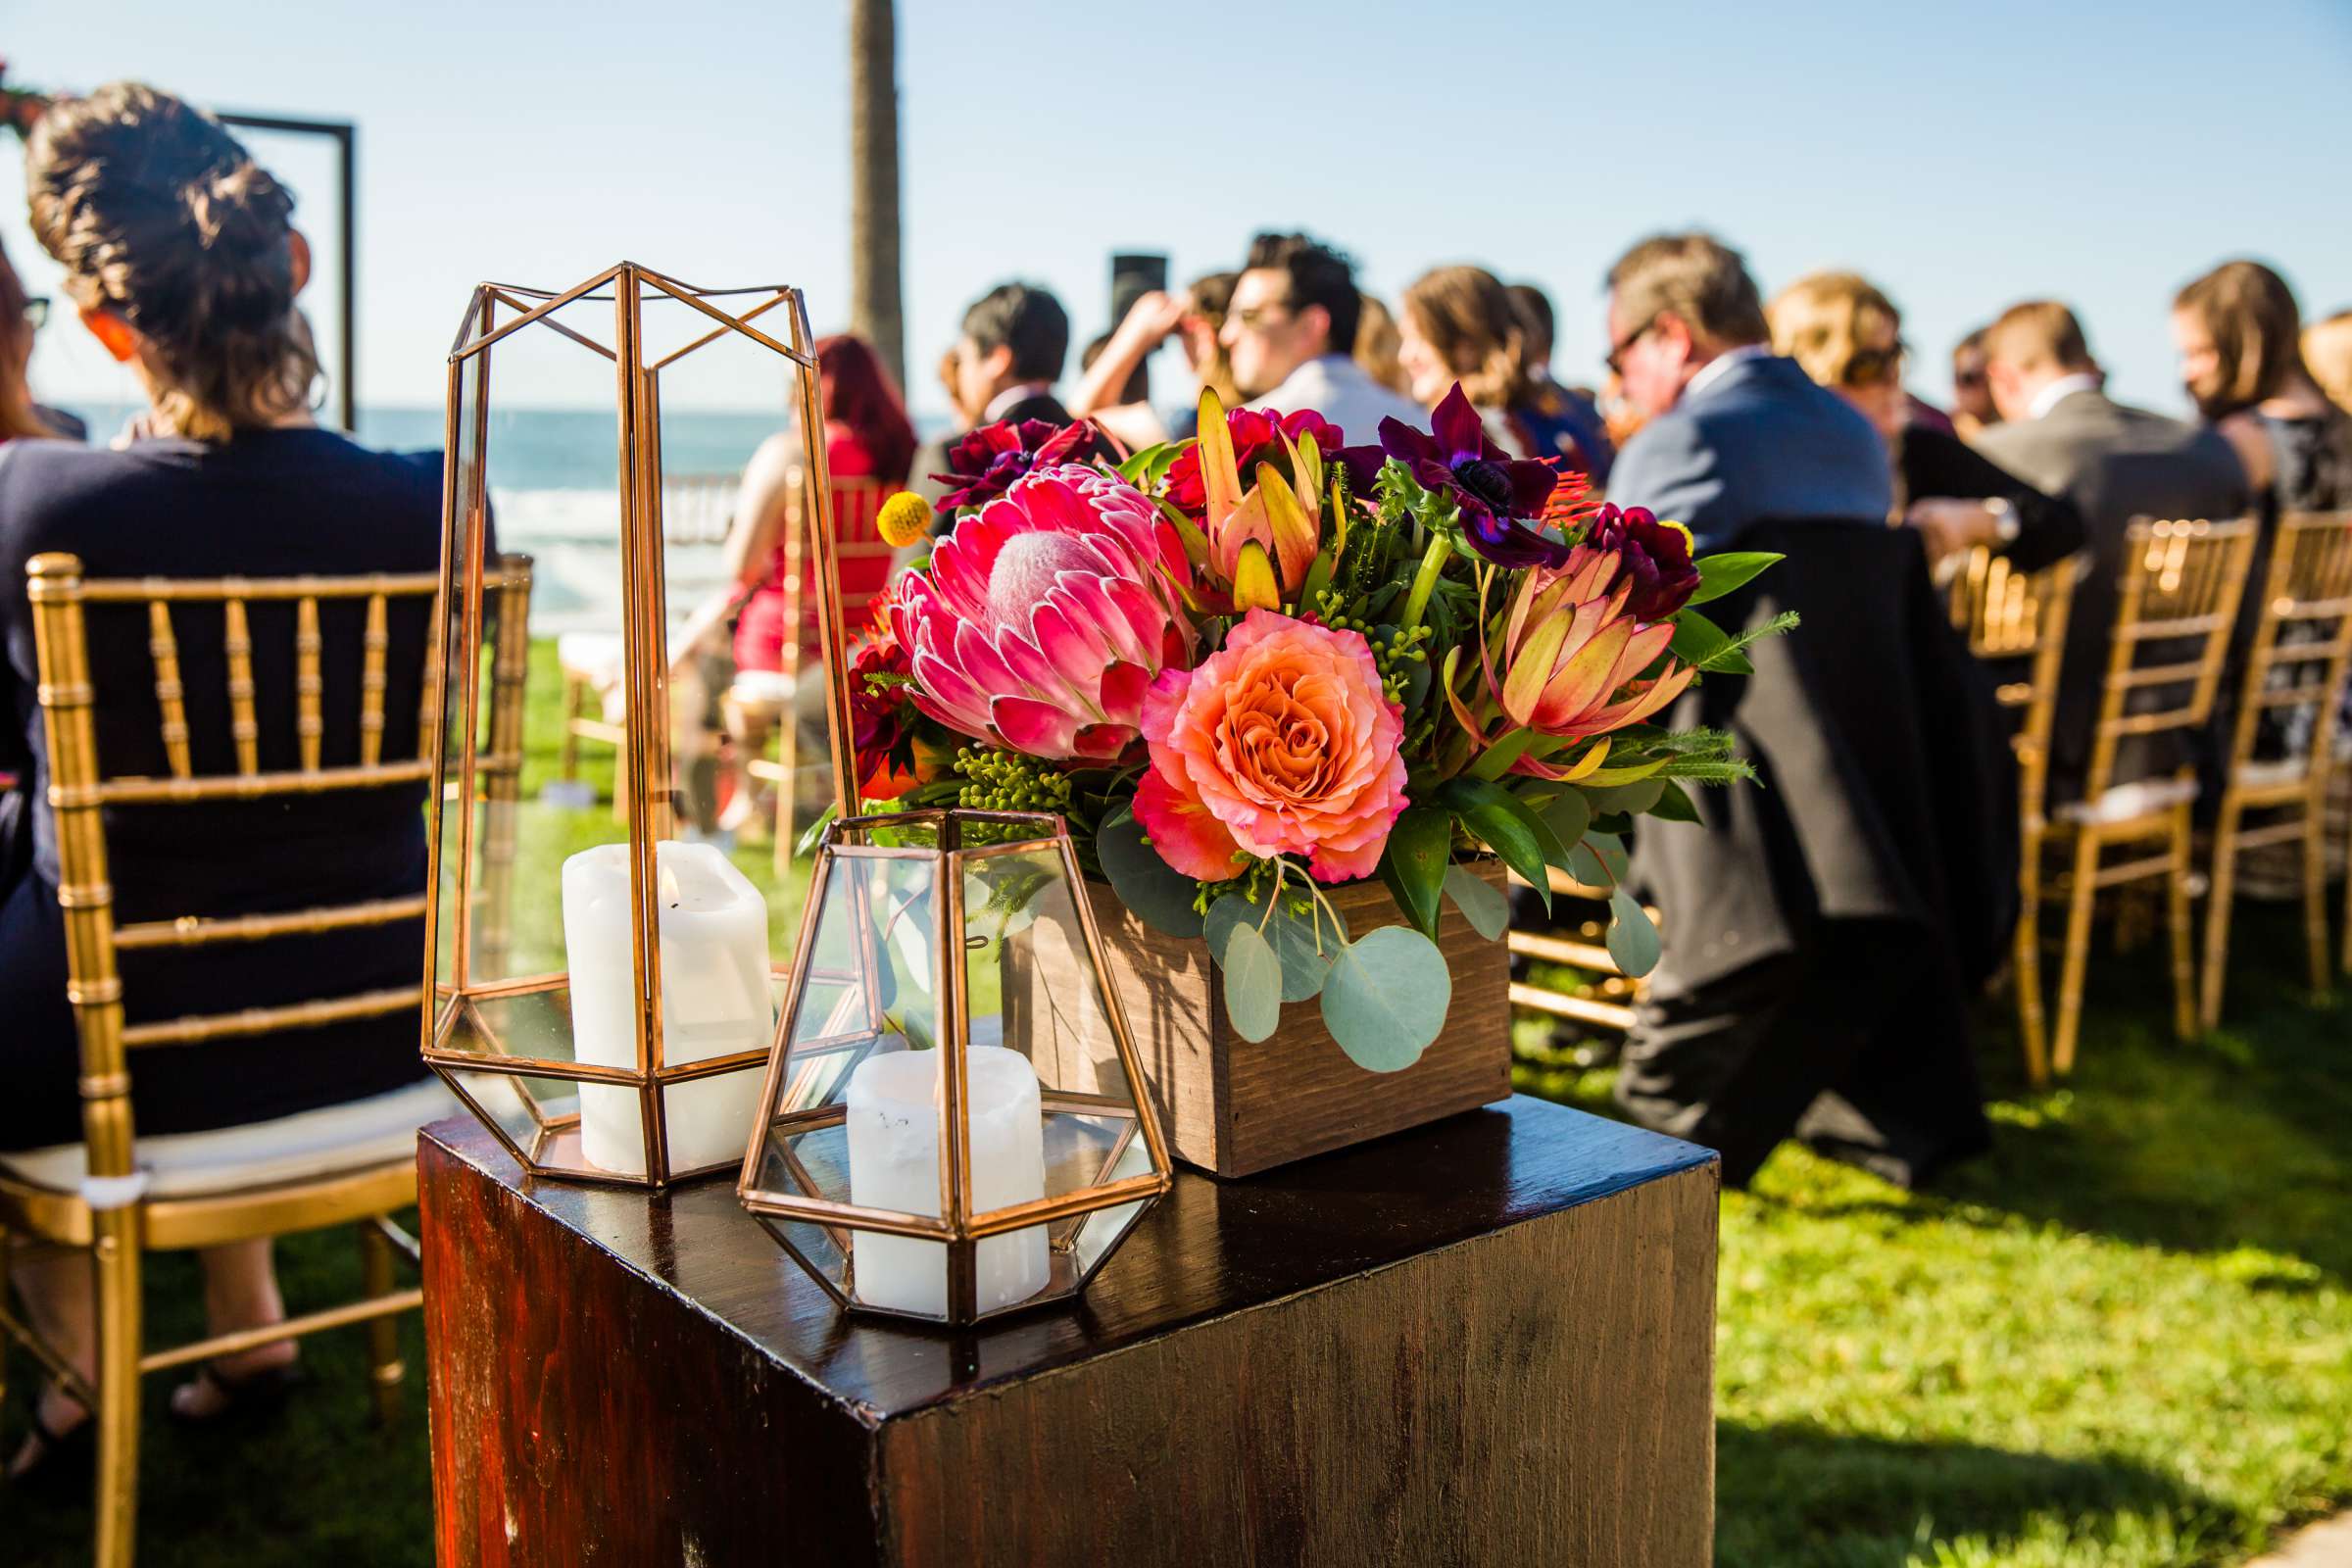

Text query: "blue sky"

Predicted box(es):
[9, 0, 2351, 426]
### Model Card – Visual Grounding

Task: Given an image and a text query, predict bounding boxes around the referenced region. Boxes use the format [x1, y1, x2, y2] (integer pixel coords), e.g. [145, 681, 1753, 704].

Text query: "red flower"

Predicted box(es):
[1162, 406, 1343, 518]
[1585, 504, 1700, 621]
[931, 418, 1101, 514]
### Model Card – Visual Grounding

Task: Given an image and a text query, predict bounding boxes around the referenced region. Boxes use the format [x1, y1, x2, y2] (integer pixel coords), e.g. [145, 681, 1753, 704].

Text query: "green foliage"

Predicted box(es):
[1688, 550, 1785, 606]
[1444, 863, 1509, 940]
[1378, 806, 1454, 939]
[1603, 887, 1661, 976]
[1205, 887, 1342, 1004]
[1320, 924, 1452, 1071]
[1438, 776, 1561, 912]
[1095, 805, 1208, 938]
[1217, 918, 1283, 1042]
[953, 745, 1075, 816]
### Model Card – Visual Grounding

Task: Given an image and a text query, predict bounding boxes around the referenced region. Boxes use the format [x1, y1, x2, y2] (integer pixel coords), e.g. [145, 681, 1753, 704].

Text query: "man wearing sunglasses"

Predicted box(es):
[1219, 230, 1422, 440]
[1602, 231, 2004, 1195]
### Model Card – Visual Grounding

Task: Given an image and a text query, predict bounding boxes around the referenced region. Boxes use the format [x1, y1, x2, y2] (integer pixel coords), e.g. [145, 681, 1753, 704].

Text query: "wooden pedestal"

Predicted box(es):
[421, 1096, 1717, 1568]
[1006, 861, 1513, 1178]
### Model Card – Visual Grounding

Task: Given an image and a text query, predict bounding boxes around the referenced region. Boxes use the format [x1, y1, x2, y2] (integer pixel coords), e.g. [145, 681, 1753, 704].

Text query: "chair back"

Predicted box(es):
[24, 553, 534, 1184]
[662, 471, 739, 547]
[2081, 516, 2258, 805]
[1948, 547, 2078, 825]
[781, 470, 899, 658]
[2221, 510, 2352, 783]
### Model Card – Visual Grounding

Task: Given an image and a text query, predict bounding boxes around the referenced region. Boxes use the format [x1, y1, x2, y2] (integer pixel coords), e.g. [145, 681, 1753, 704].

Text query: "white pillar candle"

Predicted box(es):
[563, 839, 772, 1176]
[845, 1046, 1050, 1316]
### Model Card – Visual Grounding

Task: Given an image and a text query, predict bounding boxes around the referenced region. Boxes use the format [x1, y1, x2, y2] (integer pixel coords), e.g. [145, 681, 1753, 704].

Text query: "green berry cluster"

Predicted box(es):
[953, 746, 1073, 815]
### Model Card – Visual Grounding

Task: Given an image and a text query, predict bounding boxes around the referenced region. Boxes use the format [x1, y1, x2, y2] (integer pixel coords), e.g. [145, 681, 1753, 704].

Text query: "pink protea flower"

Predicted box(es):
[892, 466, 1194, 761]
[1490, 538, 1697, 740]
[1137, 610, 1406, 885]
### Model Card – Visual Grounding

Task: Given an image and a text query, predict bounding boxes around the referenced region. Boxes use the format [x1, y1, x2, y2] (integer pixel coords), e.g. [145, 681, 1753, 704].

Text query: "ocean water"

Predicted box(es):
[61, 403, 833, 633]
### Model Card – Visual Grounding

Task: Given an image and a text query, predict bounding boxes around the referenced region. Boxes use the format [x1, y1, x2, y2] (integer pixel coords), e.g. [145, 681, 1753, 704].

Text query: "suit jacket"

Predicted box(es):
[1606, 354, 1891, 547]
[906, 392, 1075, 509]
[1971, 390, 2249, 801]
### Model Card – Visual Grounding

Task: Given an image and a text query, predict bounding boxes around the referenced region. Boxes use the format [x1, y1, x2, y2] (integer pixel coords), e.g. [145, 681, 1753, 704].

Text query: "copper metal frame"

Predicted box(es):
[419, 264, 858, 1189]
[5, 550, 488, 1567]
[737, 809, 1174, 1326]
[2198, 510, 2352, 1027]
[2028, 517, 2256, 1079]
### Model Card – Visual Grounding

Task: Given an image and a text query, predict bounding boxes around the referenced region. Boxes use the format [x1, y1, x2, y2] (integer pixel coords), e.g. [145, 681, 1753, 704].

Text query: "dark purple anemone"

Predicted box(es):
[1340, 383, 1568, 568]
[1587, 503, 1701, 620]
[931, 418, 1101, 515]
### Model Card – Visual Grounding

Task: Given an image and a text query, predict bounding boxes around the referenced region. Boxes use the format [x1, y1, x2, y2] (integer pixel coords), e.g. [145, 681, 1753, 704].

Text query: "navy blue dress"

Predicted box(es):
[0, 428, 443, 1152]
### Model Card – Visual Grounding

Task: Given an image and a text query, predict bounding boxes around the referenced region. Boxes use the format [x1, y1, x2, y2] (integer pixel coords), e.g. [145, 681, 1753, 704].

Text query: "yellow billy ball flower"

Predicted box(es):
[875, 490, 934, 549]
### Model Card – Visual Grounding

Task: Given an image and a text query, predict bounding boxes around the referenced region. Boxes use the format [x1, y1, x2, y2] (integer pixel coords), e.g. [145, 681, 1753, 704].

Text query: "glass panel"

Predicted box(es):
[436, 1061, 582, 1167]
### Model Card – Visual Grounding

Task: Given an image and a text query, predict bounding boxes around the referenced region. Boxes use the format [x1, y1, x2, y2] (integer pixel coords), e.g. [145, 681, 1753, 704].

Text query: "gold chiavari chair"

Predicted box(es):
[0, 553, 530, 1568]
[1507, 867, 1647, 1034]
[1946, 546, 2078, 1083]
[732, 471, 896, 864]
[2032, 517, 2256, 1078]
[2199, 511, 2352, 1028]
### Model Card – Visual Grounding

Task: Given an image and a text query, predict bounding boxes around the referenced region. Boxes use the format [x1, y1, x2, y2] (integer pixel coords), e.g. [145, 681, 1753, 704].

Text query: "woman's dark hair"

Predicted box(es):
[2175, 259, 2310, 419]
[1244, 232, 1362, 357]
[0, 232, 63, 440]
[25, 81, 318, 442]
[816, 333, 918, 488]
[961, 282, 1068, 383]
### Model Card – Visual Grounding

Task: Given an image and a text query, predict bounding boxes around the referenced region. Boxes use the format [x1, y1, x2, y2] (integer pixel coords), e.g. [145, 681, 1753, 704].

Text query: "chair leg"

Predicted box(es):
[559, 674, 582, 782]
[2015, 830, 2050, 1088]
[2167, 807, 2197, 1042]
[774, 701, 801, 881]
[2053, 832, 2101, 1077]
[90, 1217, 142, 1568]
[2303, 799, 2332, 998]
[359, 1221, 406, 1428]
[2199, 798, 2242, 1033]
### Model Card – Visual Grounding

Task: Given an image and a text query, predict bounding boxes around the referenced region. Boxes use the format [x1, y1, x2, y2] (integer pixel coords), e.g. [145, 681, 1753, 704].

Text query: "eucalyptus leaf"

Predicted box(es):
[1221, 920, 1283, 1043]
[1205, 891, 1340, 1003]
[1379, 806, 1453, 940]
[1437, 777, 1557, 911]
[1096, 807, 1207, 938]
[1566, 829, 1629, 890]
[1687, 551, 1783, 606]
[1443, 864, 1508, 940]
[1606, 888, 1662, 977]
[1321, 926, 1451, 1072]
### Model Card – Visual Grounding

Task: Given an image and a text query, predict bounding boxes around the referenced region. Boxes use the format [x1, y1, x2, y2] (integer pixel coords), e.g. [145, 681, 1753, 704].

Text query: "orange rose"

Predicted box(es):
[1135, 610, 1406, 884]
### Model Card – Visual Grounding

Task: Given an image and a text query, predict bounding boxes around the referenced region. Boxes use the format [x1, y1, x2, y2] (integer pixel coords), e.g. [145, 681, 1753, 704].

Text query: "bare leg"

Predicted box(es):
[168, 1239, 297, 1419]
[5, 1247, 96, 1474]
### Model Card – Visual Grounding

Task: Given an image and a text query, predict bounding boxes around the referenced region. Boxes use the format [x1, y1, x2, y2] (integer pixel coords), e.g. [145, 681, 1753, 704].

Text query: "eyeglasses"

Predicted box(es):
[23, 297, 48, 331]
[1952, 367, 1986, 389]
[1226, 303, 1292, 332]
[1604, 315, 1659, 377]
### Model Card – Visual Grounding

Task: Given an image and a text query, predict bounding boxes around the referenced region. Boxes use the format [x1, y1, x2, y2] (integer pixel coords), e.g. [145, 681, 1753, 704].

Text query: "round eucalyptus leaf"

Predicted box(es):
[1320, 926, 1451, 1073]
[1206, 891, 1339, 1002]
[1443, 863, 1508, 941]
[1097, 808, 1206, 938]
[1605, 888, 1662, 978]
[1221, 920, 1284, 1043]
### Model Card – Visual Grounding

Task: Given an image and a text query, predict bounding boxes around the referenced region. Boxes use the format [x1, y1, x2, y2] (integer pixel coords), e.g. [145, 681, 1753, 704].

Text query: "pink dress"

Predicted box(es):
[732, 426, 901, 673]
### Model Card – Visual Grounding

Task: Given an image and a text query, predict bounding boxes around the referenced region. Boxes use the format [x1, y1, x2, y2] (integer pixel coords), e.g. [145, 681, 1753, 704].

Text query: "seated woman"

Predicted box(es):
[1768, 271, 2085, 574]
[1397, 265, 1613, 478]
[681, 333, 911, 834]
[0, 82, 444, 1477]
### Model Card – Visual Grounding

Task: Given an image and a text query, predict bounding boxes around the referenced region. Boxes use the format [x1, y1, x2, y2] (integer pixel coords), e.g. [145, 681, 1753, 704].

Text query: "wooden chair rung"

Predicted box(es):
[1508, 982, 1636, 1030]
[120, 985, 422, 1049]
[112, 894, 429, 951]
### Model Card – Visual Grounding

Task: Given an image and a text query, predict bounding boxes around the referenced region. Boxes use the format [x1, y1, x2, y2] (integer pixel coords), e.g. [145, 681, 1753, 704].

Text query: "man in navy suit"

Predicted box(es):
[1602, 233, 1889, 545]
[1597, 232, 2000, 1190]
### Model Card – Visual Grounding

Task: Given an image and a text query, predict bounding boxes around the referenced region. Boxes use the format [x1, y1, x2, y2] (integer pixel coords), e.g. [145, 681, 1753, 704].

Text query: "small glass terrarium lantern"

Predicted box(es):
[739, 809, 1173, 1325]
[422, 263, 858, 1187]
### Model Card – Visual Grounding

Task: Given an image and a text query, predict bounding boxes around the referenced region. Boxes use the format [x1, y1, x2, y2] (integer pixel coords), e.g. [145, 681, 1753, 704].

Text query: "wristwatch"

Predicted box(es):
[1984, 496, 2020, 544]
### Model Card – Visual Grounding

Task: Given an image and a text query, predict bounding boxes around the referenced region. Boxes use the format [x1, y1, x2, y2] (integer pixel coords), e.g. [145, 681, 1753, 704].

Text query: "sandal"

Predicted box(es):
[5, 1401, 94, 1495]
[167, 1358, 306, 1428]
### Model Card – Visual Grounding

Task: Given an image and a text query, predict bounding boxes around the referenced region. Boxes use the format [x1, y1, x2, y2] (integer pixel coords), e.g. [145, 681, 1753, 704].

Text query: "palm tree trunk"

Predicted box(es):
[848, 0, 906, 392]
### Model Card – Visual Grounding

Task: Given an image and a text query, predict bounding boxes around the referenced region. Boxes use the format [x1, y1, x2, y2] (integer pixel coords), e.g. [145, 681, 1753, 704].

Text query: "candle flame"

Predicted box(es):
[659, 860, 682, 907]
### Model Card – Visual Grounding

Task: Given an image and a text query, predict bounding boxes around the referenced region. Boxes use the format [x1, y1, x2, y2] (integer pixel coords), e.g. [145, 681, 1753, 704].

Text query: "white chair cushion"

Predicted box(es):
[2232, 758, 2309, 793]
[2053, 776, 2199, 826]
[0, 1077, 454, 1200]
[729, 669, 798, 709]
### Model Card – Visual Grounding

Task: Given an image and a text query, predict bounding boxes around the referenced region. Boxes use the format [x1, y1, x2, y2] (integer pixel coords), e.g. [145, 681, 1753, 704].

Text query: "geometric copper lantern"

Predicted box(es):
[739, 808, 1173, 1324]
[421, 263, 856, 1188]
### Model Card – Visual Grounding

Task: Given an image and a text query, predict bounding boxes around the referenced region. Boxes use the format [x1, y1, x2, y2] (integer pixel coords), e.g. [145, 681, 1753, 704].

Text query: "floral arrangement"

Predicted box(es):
[847, 385, 1788, 1070]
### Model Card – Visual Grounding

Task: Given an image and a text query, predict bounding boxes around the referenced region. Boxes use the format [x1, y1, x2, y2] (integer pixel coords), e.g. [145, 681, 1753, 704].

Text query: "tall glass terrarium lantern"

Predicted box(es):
[422, 263, 856, 1187]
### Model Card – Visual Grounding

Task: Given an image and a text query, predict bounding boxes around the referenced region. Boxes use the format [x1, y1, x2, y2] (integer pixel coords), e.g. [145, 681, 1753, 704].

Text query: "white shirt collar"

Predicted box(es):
[1682, 342, 1771, 402]
[2028, 372, 2100, 421]
[983, 381, 1055, 423]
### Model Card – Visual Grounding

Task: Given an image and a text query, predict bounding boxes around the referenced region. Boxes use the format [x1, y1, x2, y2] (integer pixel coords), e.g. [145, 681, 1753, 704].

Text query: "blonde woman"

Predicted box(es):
[1399, 264, 1611, 475]
[1769, 270, 2082, 572]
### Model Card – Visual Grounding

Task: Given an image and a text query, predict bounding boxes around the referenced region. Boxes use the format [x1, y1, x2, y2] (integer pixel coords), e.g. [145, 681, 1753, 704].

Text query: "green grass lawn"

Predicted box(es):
[8, 642, 2349, 1564]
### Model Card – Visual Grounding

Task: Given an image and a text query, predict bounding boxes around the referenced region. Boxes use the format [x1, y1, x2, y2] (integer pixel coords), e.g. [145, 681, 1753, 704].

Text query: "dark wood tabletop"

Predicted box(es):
[420, 1096, 1711, 1421]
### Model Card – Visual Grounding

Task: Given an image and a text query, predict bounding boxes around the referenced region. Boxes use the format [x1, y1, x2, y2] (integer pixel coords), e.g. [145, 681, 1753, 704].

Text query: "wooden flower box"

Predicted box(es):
[1004, 860, 1512, 1179]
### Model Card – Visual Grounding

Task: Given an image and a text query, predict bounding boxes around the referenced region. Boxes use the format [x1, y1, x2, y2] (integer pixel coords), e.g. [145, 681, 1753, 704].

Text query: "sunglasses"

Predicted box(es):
[1840, 341, 1908, 388]
[1604, 315, 1659, 377]
[1226, 303, 1292, 332]
[24, 296, 48, 331]
[1952, 367, 1986, 389]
